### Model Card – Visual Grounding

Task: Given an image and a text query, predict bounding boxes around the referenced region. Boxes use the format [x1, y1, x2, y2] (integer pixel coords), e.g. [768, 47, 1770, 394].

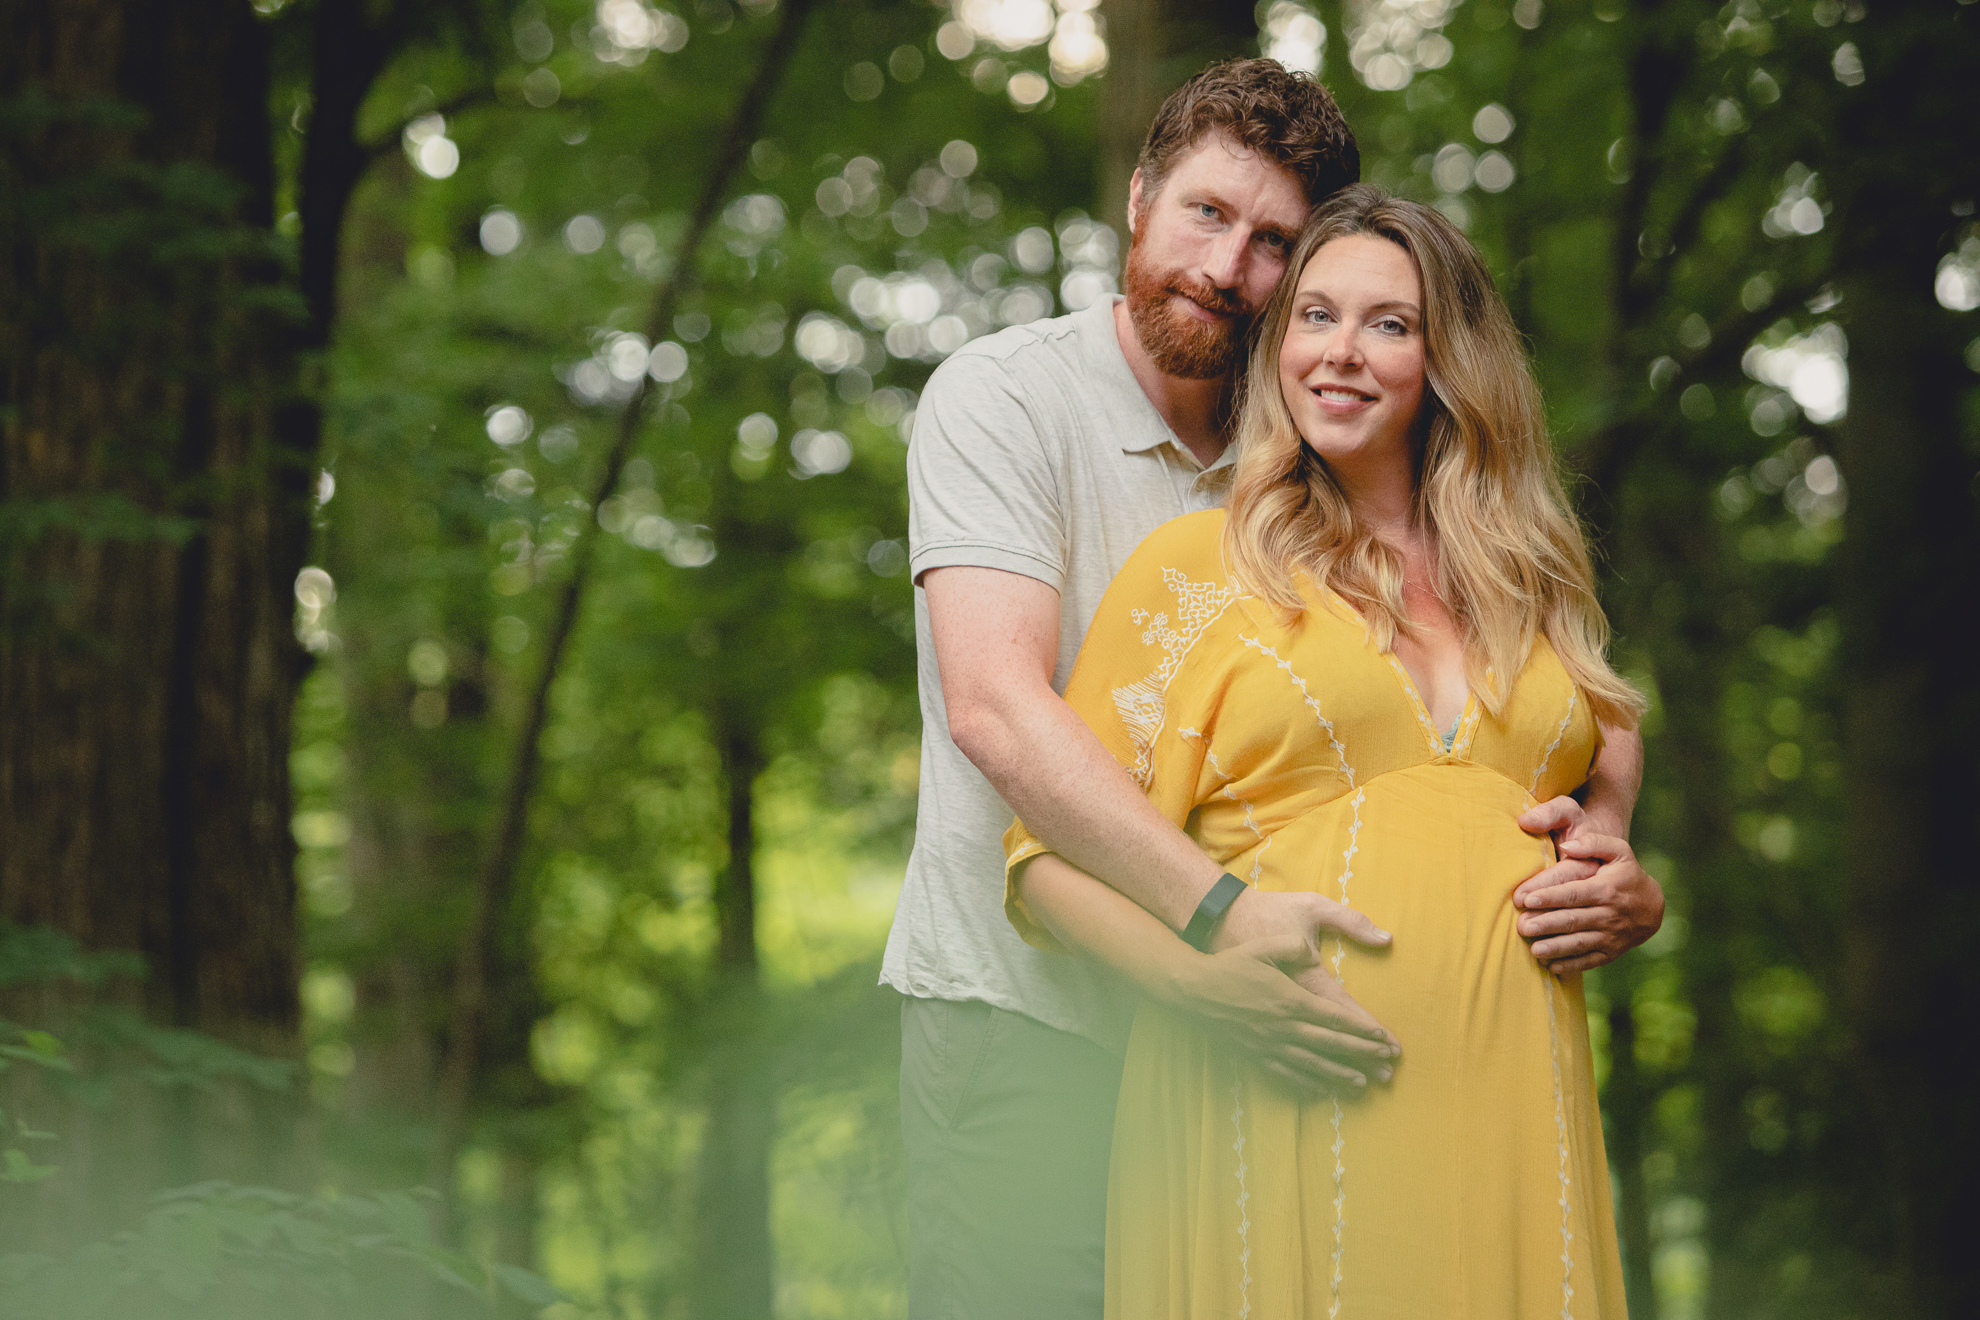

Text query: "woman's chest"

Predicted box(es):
[1193, 610, 1595, 802]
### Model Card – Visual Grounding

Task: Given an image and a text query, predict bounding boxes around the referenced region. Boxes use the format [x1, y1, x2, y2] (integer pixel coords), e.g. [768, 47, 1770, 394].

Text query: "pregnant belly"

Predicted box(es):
[1114, 763, 1615, 1316]
[1241, 761, 1556, 1052]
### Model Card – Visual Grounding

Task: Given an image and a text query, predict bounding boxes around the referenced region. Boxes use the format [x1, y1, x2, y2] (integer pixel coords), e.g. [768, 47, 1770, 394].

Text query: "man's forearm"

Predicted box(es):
[1579, 722, 1643, 838]
[957, 684, 1223, 931]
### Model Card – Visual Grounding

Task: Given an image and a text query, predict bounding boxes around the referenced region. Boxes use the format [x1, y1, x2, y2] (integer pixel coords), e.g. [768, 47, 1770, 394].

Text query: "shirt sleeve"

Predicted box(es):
[907, 351, 1066, 590]
[1001, 516, 1228, 950]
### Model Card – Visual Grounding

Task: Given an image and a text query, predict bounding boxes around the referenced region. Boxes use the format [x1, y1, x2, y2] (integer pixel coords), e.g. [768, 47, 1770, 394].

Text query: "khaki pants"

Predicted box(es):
[900, 995, 1124, 1320]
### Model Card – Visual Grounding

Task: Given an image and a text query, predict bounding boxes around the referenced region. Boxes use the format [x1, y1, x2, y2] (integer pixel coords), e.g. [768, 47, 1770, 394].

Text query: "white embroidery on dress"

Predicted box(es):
[1329, 786, 1364, 1319]
[1384, 653, 1446, 748]
[1237, 635, 1361, 1316]
[1199, 744, 1271, 882]
[1453, 700, 1483, 757]
[1236, 636, 1357, 785]
[1549, 980, 1577, 1320]
[1232, 1077, 1253, 1318]
[1112, 570, 1237, 788]
[1530, 690, 1578, 796]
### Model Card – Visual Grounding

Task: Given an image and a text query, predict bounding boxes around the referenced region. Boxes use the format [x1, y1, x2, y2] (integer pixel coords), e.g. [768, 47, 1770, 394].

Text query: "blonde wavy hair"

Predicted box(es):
[1222, 184, 1644, 729]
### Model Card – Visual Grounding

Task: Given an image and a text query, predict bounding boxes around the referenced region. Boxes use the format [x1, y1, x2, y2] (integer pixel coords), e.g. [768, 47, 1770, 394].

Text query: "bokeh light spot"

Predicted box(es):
[480, 209, 523, 255]
[565, 214, 607, 253]
[486, 405, 534, 448]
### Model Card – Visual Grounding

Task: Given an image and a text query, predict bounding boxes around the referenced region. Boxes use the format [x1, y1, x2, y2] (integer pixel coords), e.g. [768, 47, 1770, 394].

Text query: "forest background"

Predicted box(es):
[2, 0, 1976, 1317]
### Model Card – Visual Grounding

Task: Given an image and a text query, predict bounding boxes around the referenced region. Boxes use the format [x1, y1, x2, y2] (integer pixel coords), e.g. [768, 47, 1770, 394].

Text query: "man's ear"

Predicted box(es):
[1127, 168, 1145, 236]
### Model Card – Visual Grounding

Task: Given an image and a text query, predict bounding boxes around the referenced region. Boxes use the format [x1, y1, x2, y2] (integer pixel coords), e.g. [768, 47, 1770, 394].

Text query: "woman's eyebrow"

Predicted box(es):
[1290, 289, 1420, 317]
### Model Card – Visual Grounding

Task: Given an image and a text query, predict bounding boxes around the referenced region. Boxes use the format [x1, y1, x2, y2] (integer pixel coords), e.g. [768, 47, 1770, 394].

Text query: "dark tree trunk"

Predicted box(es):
[0, 0, 314, 1250]
[1831, 19, 1980, 1315]
[0, 0, 301, 1050]
[1604, 991, 1658, 1319]
[1095, 0, 1259, 232]
[690, 714, 774, 1320]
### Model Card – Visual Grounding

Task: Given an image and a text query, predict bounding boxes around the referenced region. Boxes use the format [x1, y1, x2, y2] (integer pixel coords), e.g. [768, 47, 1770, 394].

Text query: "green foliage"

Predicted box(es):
[0, 1183, 559, 1320]
[0, 921, 297, 1113]
[0, 920, 558, 1315]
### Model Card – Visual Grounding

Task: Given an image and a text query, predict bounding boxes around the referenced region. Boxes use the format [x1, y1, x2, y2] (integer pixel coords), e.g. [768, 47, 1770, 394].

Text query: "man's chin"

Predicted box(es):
[1144, 318, 1244, 379]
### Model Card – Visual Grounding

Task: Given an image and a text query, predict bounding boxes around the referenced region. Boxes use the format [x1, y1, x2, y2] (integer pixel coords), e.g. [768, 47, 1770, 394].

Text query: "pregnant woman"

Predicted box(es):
[1005, 185, 1642, 1317]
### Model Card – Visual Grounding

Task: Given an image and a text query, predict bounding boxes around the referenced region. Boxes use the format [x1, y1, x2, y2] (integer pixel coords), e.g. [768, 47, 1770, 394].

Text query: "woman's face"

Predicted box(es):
[1277, 233, 1427, 476]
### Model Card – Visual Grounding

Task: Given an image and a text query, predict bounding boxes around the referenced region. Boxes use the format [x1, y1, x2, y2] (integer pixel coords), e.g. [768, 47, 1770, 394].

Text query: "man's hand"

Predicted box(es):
[1513, 797, 1664, 975]
[1164, 931, 1399, 1102]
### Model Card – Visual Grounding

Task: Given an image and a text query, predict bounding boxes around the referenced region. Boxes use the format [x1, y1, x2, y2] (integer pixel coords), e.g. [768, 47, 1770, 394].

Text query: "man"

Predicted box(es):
[882, 58, 1662, 1319]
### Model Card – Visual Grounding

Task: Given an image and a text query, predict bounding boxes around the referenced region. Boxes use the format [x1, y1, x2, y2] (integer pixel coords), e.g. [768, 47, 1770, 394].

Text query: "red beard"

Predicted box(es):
[1122, 236, 1253, 380]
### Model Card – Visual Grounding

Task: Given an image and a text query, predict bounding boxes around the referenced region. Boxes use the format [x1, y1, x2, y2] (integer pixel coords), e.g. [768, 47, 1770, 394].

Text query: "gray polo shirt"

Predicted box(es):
[881, 296, 1234, 1053]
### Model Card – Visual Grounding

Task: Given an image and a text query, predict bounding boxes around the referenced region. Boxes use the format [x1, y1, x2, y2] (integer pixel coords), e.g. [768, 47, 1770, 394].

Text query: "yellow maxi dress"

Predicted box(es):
[1005, 510, 1626, 1320]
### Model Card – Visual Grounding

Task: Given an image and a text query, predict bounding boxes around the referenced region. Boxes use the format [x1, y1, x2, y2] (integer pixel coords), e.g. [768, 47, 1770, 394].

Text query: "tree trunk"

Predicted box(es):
[1829, 64, 1980, 1320]
[0, 0, 311, 1249]
[1829, 16, 1980, 1318]
[0, 0, 302, 1055]
[690, 715, 774, 1320]
[1604, 991, 1658, 1319]
[1095, 0, 1259, 231]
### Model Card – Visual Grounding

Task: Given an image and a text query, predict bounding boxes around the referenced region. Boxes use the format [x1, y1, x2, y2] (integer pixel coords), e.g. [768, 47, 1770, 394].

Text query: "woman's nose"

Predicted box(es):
[1322, 332, 1362, 369]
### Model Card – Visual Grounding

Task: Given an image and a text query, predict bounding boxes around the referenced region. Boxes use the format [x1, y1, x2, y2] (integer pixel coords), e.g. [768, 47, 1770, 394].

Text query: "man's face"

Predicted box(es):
[1123, 132, 1308, 380]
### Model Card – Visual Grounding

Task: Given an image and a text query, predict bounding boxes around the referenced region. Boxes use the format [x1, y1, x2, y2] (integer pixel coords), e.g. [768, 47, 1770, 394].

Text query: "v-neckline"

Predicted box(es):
[1324, 588, 1476, 758]
[1385, 652, 1476, 758]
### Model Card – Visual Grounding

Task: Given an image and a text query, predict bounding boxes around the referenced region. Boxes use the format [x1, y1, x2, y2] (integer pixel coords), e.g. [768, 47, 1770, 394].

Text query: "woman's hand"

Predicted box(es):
[1193, 889, 1400, 1098]
[1162, 932, 1400, 1101]
[1211, 885, 1393, 963]
[1513, 797, 1665, 974]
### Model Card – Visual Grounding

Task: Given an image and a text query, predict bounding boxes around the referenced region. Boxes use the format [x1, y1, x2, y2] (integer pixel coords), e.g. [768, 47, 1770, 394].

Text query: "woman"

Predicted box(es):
[1004, 185, 1643, 1317]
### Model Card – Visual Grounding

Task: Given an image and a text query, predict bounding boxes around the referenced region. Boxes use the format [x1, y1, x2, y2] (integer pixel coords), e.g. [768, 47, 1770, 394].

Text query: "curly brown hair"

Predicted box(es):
[1136, 57, 1360, 207]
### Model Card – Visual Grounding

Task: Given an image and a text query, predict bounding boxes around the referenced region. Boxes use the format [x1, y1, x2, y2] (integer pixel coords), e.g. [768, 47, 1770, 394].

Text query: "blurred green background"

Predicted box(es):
[2, 0, 1976, 1317]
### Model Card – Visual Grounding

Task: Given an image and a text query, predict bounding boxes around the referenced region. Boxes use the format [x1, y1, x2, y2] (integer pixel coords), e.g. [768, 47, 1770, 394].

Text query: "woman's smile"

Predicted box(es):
[1312, 383, 1377, 413]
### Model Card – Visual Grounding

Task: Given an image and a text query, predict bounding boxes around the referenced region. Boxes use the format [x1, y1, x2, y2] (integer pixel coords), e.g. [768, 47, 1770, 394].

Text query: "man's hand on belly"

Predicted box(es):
[1512, 797, 1665, 975]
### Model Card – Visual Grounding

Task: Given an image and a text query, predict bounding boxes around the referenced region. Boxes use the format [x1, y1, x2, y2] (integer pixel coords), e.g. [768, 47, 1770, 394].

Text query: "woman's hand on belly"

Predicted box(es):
[1169, 931, 1401, 1100]
[1213, 886, 1393, 963]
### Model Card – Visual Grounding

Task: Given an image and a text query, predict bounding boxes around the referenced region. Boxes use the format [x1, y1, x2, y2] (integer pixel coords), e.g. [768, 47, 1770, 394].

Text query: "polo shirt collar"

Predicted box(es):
[1078, 295, 1237, 474]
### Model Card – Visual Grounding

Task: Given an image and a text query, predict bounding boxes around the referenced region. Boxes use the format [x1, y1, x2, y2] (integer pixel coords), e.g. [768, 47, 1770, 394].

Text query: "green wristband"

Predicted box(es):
[1182, 872, 1248, 952]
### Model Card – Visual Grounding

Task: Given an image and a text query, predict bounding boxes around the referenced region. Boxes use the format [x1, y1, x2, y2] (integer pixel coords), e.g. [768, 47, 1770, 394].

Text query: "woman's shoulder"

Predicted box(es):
[1119, 508, 1230, 584]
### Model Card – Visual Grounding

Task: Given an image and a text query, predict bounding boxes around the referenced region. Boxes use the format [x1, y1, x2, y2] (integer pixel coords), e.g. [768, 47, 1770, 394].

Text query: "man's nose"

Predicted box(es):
[1198, 229, 1247, 290]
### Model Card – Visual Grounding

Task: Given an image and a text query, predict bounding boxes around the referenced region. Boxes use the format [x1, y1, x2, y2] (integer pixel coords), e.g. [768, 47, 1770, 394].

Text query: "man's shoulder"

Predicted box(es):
[922, 310, 1094, 399]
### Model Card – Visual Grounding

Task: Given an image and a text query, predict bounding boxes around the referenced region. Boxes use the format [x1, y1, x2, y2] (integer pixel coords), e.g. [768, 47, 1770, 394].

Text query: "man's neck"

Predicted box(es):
[1113, 299, 1232, 469]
